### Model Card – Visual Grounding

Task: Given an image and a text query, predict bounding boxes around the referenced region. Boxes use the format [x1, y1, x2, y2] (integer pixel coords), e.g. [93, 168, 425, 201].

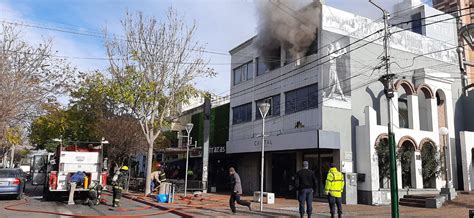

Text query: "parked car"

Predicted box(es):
[0, 168, 26, 200]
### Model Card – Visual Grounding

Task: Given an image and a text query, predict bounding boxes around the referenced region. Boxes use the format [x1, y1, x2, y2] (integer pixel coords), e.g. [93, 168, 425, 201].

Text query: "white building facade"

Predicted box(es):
[227, 1, 472, 205]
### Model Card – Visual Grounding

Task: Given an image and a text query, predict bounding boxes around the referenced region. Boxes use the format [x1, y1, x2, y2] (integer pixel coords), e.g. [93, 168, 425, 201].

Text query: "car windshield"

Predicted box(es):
[0, 170, 19, 178]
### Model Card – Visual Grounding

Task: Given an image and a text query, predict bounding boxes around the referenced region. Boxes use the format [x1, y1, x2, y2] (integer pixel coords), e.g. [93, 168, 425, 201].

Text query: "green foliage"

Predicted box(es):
[421, 142, 440, 184]
[5, 127, 22, 145]
[376, 139, 391, 187]
[29, 105, 68, 150]
[189, 103, 229, 147]
[191, 113, 204, 146]
[210, 104, 229, 146]
[399, 144, 415, 188]
[399, 145, 414, 174]
[29, 73, 109, 151]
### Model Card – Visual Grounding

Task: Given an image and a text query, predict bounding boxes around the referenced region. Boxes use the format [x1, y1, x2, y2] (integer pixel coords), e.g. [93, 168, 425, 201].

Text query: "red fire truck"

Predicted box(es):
[40, 142, 108, 200]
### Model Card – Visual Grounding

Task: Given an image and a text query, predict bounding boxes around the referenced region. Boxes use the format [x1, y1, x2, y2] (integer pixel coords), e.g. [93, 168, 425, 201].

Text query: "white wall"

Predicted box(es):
[460, 131, 474, 191]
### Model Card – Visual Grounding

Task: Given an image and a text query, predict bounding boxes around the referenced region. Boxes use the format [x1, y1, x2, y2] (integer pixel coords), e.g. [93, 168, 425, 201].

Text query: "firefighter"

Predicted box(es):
[151, 163, 167, 193]
[86, 182, 103, 206]
[324, 163, 345, 218]
[111, 166, 129, 207]
[68, 171, 85, 205]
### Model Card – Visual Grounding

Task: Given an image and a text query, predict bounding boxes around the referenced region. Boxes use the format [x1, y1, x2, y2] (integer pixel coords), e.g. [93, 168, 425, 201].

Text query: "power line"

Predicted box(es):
[0, 19, 259, 59]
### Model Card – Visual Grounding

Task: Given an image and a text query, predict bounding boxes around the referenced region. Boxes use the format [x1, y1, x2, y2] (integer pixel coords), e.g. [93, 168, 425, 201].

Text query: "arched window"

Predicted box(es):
[417, 84, 434, 131]
[398, 137, 417, 188]
[436, 90, 447, 129]
[375, 134, 390, 188]
[398, 90, 410, 129]
[395, 80, 415, 129]
[420, 139, 439, 188]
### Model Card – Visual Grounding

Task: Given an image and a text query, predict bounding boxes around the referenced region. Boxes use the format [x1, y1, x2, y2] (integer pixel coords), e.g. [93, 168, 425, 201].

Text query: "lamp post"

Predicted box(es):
[184, 123, 194, 197]
[52, 137, 63, 151]
[459, 23, 474, 49]
[439, 127, 450, 189]
[258, 102, 270, 212]
[457, 19, 474, 95]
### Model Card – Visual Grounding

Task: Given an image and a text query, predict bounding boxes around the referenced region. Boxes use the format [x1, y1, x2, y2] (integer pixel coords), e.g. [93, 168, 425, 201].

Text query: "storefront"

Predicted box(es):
[208, 145, 238, 193]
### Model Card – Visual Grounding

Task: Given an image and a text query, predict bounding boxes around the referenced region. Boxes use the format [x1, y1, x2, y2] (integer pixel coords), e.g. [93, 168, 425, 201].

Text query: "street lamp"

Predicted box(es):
[457, 22, 474, 94]
[52, 137, 63, 150]
[459, 23, 474, 50]
[439, 127, 449, 189]
[258, 102, 270, 212]
[184, 123, 194, 197]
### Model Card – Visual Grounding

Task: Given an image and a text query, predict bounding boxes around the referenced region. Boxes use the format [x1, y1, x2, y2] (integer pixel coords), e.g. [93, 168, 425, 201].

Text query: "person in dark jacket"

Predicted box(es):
[295, 161, 317, 218]
[229, 167, 251, 214]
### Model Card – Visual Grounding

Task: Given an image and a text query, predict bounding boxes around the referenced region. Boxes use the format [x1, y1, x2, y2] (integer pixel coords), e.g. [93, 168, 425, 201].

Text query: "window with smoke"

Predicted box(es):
[253, 0, 322, 71]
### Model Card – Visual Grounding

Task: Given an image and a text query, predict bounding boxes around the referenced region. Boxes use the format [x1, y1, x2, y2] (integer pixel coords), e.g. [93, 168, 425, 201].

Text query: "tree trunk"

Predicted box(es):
[2, 151, 7, 168]
[144, 141, 153, 195]
[10, 145, 14, 168]
[126, 154, 132, 192]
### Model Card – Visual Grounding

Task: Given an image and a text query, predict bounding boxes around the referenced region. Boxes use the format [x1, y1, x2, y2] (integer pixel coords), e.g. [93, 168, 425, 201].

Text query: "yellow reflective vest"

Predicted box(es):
[325, 167, 345, 198]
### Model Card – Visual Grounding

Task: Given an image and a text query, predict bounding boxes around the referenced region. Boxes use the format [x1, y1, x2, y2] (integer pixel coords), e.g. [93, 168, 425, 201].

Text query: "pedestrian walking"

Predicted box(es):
[324, 163, 345, 218]
[228, 167, 251, 214]
[111, 166, 129, 207]
[295, 161, 317, 218]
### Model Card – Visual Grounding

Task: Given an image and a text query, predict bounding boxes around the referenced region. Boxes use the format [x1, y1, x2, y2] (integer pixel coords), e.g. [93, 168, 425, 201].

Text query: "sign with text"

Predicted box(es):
[209, 146, 226, 154]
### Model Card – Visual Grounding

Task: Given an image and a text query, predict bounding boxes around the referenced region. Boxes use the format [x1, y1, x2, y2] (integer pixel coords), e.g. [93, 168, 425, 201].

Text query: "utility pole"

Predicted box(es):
[370, 1, 399, 217]
[456, 0, 470, 96]
[202, 96, 211, 193]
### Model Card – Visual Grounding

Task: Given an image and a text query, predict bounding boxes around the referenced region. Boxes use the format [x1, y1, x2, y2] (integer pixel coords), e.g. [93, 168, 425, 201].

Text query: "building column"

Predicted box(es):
[265, 153, 272, 192]
[397, 159, 403, 189]
[460, 131, 474, 191]
[429, 98, 438, 132]
[412, 151, 423, 189]
[391, 92, 400, 128]
[408, 95, 419, 130]
[436, 144, 444, 190]
[447, 137, 454, 188]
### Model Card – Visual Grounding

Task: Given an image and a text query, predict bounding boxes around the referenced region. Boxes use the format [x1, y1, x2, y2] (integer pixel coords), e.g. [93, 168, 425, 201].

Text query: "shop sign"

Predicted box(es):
[209, 146, 226, 154]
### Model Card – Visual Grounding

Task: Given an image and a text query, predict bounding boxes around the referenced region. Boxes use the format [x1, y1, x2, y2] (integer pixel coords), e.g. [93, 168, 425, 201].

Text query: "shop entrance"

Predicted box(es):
[303, 150, 334, 197]
[272, 152, 296, 198]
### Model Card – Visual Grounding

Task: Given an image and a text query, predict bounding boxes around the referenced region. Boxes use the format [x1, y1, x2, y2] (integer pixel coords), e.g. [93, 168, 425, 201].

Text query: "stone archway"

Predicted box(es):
[398, 137, 417, 188]
[420, 138, 439, 188]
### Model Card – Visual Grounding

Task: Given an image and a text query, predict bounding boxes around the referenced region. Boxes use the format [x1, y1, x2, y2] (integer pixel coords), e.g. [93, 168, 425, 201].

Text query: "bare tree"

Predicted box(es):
[104, 9, 214, 194]
[97, 116, 147, 168]
[0, 24, 77, 142]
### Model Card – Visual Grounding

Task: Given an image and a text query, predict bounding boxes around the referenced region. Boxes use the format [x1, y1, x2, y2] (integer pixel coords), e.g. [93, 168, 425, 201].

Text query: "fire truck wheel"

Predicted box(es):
[43, 179, 54, 201]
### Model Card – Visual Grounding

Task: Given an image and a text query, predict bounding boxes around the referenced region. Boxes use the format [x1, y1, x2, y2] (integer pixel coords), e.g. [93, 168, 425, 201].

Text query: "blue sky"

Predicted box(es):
[0, 0, 433, 99]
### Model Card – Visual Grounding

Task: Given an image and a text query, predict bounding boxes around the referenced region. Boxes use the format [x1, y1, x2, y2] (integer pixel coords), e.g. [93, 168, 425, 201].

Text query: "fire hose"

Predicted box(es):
[3, 193, 231, 217]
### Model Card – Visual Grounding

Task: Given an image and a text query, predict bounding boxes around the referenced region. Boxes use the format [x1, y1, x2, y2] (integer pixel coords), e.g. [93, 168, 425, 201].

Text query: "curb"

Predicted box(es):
[106, 191, 194, 218]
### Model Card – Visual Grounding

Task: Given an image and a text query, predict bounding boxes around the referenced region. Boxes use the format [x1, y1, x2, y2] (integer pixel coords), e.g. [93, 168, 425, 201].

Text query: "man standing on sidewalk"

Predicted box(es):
[324, 163, 345, 218]
[295, 161, 317, 218]
[228, 167, 251, 214]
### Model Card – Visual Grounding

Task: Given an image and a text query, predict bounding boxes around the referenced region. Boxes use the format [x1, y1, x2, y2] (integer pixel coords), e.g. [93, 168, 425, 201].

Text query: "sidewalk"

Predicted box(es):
[121, 191, 474, 217]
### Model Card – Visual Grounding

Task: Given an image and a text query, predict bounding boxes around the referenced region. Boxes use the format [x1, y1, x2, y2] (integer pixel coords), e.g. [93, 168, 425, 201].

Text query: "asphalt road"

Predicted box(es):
[0, 184, 179, 218]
